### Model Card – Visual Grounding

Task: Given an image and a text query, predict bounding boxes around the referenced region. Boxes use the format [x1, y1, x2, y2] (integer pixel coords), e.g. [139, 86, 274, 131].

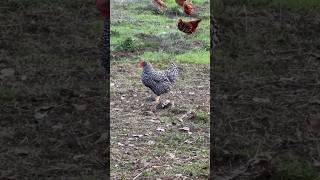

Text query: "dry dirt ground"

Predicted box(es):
[1, 1, 108, 179]
[213, 5, 320, 179]
[110, 61, 210, 179]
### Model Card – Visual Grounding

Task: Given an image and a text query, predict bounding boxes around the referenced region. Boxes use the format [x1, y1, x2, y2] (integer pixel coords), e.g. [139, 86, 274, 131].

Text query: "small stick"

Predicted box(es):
[133, 171, 144, 180]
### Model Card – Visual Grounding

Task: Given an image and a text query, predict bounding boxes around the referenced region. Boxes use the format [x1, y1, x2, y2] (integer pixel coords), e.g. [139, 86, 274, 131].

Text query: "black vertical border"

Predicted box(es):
[210, 0, 217, 179]
[102, 0, 111, 178]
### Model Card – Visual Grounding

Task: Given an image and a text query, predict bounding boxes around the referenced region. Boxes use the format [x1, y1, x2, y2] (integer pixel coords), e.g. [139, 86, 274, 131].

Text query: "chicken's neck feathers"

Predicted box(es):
[143, 62, 155, 74]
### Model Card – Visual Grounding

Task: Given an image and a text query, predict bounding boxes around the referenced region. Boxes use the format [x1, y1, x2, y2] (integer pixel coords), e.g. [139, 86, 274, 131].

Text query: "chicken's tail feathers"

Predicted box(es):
[168, 63, 178, 72]
[167, 63, 179, 83]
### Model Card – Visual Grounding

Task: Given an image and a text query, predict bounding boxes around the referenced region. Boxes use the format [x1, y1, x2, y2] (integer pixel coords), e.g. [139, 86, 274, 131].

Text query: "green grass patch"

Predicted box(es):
[176, 50, 209, 64]
[111, 0, 210, 59]
[166, 161, 209, 177]
[195, 111, 209, 123]
[116, 37, 137, 52]
[141, 51, 172, 62]
[159, 132, 189, 147]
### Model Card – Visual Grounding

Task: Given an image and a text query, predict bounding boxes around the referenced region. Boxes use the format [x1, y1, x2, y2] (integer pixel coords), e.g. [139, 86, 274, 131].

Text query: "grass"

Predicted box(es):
[171, 161, 208, 177]
[195, 111, 209, 123]
[176, 50, 209, 64]
[141, 51, 172, 62]
[111, 0, 210, 64]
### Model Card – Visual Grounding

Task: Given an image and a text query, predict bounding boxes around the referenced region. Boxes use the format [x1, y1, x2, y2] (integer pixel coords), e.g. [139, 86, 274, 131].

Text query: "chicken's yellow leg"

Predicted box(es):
[155, 96, 160, 104]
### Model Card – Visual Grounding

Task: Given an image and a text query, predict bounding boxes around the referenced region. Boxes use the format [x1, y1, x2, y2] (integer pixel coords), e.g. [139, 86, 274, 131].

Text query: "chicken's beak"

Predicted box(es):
[137, 61, 142, 68]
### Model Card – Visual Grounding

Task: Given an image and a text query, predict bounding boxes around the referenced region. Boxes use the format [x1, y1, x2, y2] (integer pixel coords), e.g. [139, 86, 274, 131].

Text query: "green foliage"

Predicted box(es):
[116, 37, 136, 52]
[195, 111, 209, 123]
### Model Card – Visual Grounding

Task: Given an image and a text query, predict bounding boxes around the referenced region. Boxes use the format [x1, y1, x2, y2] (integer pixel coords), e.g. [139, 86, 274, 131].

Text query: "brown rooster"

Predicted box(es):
[177, 18, 201, 34]
[183, 1, 193, 15]
[138, 60, 178, 106]
[175, 0, 186, 7]
[153, 0, 167, 9]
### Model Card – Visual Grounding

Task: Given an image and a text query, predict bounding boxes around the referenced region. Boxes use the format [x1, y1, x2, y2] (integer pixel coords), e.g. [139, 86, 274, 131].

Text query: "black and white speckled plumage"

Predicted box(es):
[100, 17, 109, 71]
[141, 61, 178, 96]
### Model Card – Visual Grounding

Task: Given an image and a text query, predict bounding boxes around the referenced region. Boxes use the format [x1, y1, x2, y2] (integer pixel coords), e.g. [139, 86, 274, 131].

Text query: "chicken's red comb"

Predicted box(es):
[138, 59, 145, 67]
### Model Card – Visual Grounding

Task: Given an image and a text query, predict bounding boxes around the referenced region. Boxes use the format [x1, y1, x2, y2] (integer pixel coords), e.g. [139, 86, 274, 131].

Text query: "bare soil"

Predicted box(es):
[110, 61, 210, 178]
[0, 1, 108, 179]
[213, 5, 320, 179]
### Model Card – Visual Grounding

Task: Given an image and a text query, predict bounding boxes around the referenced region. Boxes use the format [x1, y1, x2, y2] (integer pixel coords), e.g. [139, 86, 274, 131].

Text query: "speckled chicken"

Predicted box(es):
[138, 60, 178, 104]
